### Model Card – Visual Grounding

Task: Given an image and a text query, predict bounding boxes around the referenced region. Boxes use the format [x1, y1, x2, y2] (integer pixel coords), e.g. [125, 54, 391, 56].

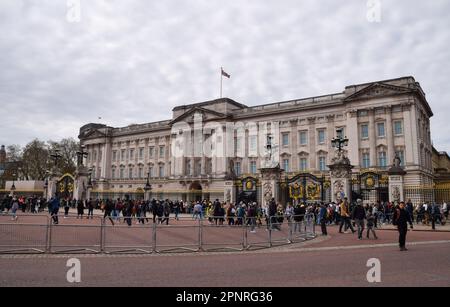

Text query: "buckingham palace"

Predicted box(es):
[78, 76, 440, 205]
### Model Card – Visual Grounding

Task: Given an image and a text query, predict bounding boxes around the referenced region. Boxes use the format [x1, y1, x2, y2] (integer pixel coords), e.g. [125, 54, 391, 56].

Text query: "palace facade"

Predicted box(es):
[79, 76, 437, 204]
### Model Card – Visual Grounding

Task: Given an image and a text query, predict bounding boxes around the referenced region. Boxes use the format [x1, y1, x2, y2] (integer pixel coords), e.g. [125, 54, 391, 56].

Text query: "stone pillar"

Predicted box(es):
[46, 174, 60, 200]
[388, 156, 407, 204]
[388, 175, 404, 203]
[329, 152, 353, 203]
[259, 166, 283, 209]
[384, 107, 395, 167]
[369, 109, 376, 167]
[73, 166, 89, 201]
[224, 180, 235, 204]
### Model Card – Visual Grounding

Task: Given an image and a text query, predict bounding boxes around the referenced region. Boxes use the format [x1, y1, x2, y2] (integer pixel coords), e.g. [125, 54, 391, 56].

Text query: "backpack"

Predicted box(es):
[393, 208, 400, 226]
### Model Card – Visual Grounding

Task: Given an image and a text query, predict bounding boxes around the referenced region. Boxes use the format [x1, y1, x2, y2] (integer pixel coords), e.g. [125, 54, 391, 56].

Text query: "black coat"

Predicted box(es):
[352, 205, 366, 220]
[393, 208, 412, 227]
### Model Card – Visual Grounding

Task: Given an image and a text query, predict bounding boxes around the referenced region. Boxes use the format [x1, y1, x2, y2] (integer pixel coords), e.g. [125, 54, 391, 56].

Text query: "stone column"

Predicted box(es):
[224, 180, 235, 204]
[74, 166, 89, 201]
[307, 117, 316, 171]
[259, 166, 283, 209]
[369, 109, 376, 167]
[385, 106, 395, 166]
[388, 157, 407, 204]
[329, 152, 353, 203]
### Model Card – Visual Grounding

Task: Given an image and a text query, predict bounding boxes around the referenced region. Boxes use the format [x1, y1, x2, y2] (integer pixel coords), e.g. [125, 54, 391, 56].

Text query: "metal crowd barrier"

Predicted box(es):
[0, 213, 316, 254]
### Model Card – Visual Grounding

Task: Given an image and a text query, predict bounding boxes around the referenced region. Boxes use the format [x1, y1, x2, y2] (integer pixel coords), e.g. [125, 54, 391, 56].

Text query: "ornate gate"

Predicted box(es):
[236, 177, 259, 204]
[286, 173, 330, 205]
[352, 172, 389, 203]
[57, 173, 75, 200]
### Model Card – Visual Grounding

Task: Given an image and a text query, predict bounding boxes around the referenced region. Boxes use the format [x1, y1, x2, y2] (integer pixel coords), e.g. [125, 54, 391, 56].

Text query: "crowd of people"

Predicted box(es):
[1, 194, 448, 231]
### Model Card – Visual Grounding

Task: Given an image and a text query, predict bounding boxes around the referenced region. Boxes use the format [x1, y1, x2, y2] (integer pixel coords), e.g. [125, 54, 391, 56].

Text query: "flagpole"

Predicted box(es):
[220, 67, 223, 98]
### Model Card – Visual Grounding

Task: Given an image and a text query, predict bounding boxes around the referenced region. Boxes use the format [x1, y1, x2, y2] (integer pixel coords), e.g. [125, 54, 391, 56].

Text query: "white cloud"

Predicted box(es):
[0, 0, 449, 151]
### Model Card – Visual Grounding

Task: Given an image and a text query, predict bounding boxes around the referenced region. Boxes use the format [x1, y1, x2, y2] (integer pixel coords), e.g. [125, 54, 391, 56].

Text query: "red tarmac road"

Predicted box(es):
[1, 221, 449, 287]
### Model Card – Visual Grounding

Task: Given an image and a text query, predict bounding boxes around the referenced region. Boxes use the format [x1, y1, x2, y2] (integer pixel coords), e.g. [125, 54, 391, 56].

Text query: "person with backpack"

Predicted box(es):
[393, 201, 413, 251]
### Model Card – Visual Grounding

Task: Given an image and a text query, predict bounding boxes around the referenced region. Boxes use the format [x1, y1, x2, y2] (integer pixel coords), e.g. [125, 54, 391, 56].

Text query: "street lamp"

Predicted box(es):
[76, 145, 88, 167]
[331, 128, 349, 153]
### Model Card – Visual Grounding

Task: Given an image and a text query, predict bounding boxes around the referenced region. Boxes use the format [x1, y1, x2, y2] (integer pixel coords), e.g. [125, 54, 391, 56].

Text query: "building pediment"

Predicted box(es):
[344, 83, 412, 102]
[170, 107, 229, 125]
[79, 129, 106, 139]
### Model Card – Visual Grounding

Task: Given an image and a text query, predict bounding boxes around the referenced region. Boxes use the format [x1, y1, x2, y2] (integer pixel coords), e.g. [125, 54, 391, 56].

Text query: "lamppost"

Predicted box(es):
[144, 172, 152, 201]
[331, 128, 349, 153]
[50, 149, 62, 169]
[76, 145, 88, 167]
[10, 173, 16, 196]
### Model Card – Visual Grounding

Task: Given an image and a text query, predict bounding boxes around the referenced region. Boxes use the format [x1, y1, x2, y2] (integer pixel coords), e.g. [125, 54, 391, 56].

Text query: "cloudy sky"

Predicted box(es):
[1, 0, 449, 150]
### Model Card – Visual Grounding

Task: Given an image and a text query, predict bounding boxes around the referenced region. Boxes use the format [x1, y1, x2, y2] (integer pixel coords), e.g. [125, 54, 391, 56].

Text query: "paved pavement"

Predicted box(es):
[1, 216, 449, 287]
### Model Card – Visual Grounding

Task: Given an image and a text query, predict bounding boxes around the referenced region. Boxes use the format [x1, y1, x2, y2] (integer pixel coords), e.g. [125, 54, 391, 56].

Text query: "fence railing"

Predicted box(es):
[0, 213, 316, 254]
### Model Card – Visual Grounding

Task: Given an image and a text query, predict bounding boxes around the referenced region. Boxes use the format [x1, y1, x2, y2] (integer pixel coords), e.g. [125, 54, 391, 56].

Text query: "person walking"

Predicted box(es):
[339, 198, 355, 234]
[10, 197, 19, 221]
[318, 203, 328, 236]
[64, 198, 70, 218]
[104, 199, 115, 226]
[393, 201, 414, 251]
[87, 198, 94, 219]
[366, 207, 378, 239]
[247, 203, 257, 233]
[77, 199, 84, 219]
[50, 194, 60, 225]
[352, 199, 366, 240]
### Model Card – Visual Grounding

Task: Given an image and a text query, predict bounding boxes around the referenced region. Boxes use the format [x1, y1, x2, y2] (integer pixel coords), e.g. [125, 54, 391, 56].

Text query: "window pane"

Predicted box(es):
[394, 121, 403, 135]
[318, 130, 325, 144]
[300, 158, 307, 171]
[377, 123, 385, 137]
[283, 159, 289, 172]
[299, 131, 308, 145]
[282, 133, 289, 146]
[361, 125, 369, 139]
[235, 162, 241, 176]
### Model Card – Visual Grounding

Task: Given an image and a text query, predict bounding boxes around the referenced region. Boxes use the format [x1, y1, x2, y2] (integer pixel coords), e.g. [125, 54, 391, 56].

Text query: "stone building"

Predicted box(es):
[78, 76, 437, 205]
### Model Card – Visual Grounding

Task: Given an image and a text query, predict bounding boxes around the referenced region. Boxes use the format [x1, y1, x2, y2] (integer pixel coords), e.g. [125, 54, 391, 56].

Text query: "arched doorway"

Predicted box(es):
[189, 181, 203, 202]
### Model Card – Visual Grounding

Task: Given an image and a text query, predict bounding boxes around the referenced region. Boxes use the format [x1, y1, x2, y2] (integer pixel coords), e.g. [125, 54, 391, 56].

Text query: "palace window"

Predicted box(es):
[119, 167, 124, 179]
[139, 148, 144, 160]
[282, 133, 290, 146]
[319, 156, 327, 171]
[149, 147, 154, 158]
[299, 158, 308, 171]
[149, 166, 154, 178]
[361, 124, 369, 139]
[121, 149, 126, 162]
[299, 131, 308, 146]
[377, 122, 385, 137]
[159, 165, 165, 177]
[362, 153, 370, 168]
[129, 149, 134, 160]
[318, 130, 326, 145]
[378, 151, 387, 168]
[250, 161, 257, 174]
[235, 161, 241, 177]
[394, 121, 403, 136]
[283, 159, 290, 172]
[138, 166, 143, 179]
[112, 151, 117, 162]
[128, 167, 133, 179]
[159, 146, 165, 158]
[111, 168, 116, 179]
